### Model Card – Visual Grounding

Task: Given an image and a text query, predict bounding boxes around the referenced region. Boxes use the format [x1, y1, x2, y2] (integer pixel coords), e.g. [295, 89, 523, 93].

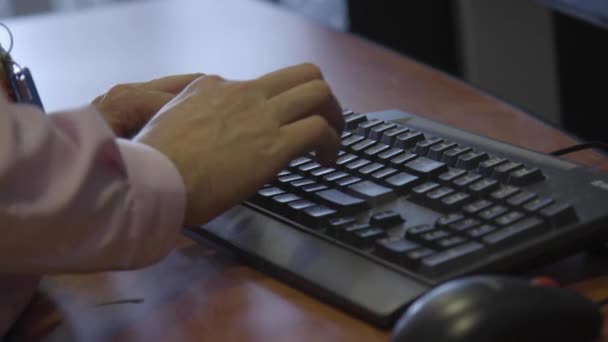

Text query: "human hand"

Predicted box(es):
[92, 74, 202, 137]
[135, 63, 343, 226]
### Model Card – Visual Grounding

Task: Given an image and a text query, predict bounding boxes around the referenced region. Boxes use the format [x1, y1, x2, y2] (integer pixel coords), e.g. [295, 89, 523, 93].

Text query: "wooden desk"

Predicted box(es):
[4, 0, 608, 340]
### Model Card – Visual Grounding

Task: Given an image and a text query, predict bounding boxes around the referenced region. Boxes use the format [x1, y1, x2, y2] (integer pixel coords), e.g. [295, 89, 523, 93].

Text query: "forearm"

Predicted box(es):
[0, 97, 186, 273]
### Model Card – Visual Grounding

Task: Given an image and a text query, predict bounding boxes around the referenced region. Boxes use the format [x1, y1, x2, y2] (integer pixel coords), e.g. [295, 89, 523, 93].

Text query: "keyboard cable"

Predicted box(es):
[549, 142, 608, 156]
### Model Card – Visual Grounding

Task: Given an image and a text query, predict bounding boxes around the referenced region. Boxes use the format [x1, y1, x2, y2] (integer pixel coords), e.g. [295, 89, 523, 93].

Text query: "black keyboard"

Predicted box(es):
[186, 109, 608, 327]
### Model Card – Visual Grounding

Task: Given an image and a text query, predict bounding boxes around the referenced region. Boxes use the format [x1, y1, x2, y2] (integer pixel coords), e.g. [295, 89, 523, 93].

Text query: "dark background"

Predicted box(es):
[347, 1, 608, 143]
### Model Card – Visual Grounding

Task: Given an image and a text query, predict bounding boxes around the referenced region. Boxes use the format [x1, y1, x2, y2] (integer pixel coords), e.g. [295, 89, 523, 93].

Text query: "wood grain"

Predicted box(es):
[3, 0, 608, 341]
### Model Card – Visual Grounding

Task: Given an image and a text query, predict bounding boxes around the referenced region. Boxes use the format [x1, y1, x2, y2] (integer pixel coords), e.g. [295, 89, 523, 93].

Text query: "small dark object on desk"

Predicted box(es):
[390, 275, 602, 342]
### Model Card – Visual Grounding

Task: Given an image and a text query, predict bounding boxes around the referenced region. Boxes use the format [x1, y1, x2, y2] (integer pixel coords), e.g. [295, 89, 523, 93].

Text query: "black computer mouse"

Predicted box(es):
[391, 275, 602, 342]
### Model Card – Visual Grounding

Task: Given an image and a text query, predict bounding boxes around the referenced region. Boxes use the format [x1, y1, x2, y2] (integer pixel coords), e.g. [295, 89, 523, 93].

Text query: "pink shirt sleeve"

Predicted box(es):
[0, 95, 187, 337]
[0, 95, 186, 272]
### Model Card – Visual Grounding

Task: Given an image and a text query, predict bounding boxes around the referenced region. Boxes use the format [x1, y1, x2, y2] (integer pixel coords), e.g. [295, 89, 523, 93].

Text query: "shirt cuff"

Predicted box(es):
[116, 139, 186, 263]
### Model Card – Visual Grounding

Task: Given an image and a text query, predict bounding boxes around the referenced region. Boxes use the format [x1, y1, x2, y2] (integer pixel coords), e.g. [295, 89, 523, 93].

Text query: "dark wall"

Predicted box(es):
[554, 13, 608, 142]
[347, 1, 462, 77]
[347, 2, 608, 142]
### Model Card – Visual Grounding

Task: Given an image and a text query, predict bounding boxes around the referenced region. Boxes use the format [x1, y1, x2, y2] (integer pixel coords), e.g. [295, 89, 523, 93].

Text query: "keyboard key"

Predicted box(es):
[369, 122, 397, 141]
[414, 137, 443, 156]
[272, 193, 302, 205]
[406, 248, 436, 266]
[352, 228, 386, 249]
[468, 178, 499, 195]
[405, 224, 434, 239]
[463, 199, 494, 214]
[436, 213, 464, 228]
[523, 197, 554, 213]
[506, 191, 537, 207]
[477, 157, 507, 176]
[468, 224, 497, 238]
[438, 169, 467, 183]
[371, 167, 398, 181]
[412, 182, 440, 198]
[336, 176, 362, 189]
[277, 174, 303, 185]
[341, 134, 365, 148]
[358, 162, 385, 176]
[377, 147, 404, 161]
[344, 113, 366, 129]
[341, 131, 352, 139]
[437, 236, 467, 248]
[441, 146, 472, 166]
[455, 151, 488, 170]
[420, 230, 450, 243]
[441, 192, 471, 210]
[384, 172, 420, 193]
[390, 152, 418, 167]
[363, 143, 390, 158]
[348, 180, 394, 201]
[370, 211, 405, 228]
[395, 131, 425, 149]
[288, 199, 316, 211]
[302, 183, 329, 193]
[540, 203, 578, 228]
[289, 157, 312, 168]
[301, 205, 337, 228]
[490, 186, 521, 202]
[426, 186, 455, 202]
[290, 178, 316, 191]
[492, 161, 523, 181]
[412, 182, 441, 199]
[356, 119, 383, 136]
[421, 242, 484, 275]
[453, 173, 482, 188]
[345, 159, 372, 171]
[336, 153, 358, 166]
[428, 142, 458, 160]
[375, 238, 420, 263]
[257, 187, 285, 200]
[326, 216, 357, 236]
[483, 217, 545, 245]
[404, 157, 447, 177]
[314, 189, 367, 213]
[299, 162, 321, 173]
[450, 218, 481, 232]
[507, 167, 545, 186]
[277, 170, 292, 177]
[341, 223, 372, 240]
[380, 126, 410, 145]
[478, 205, 509, 221]
[323, 171, 349, 183]
[310, 167, 336, 179]
[495, 211, 525, 226]
[351, 139, 377, 152]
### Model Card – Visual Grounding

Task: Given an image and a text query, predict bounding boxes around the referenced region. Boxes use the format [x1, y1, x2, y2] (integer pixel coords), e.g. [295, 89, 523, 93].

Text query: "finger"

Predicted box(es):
[135, 73, 204, 94]
[254, 63, 323, 98]
[124, 88, 174, 115]
[101, 87, 173, 136]
[279, 115, 341, 167]
[269, 79, 344, 133]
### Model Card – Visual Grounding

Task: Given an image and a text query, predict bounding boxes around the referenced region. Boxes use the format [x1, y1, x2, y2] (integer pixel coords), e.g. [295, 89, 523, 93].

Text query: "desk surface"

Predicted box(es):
[5, 0, 608, 341]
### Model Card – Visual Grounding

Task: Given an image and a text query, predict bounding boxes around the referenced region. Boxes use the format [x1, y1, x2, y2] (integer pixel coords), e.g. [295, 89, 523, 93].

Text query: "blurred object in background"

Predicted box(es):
[272, 0, 348, 31]
[2, 0, 606, 143]
[540, 0, 608, 29]
[0, 0, 146, 17]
